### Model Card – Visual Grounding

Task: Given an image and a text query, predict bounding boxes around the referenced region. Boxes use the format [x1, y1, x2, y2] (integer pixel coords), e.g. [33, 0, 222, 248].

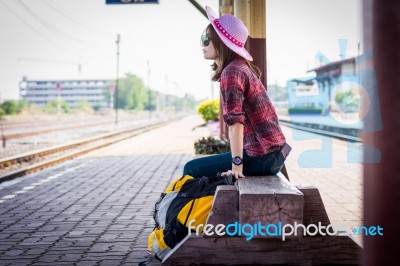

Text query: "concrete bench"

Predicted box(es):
[162, 173, 361, 265]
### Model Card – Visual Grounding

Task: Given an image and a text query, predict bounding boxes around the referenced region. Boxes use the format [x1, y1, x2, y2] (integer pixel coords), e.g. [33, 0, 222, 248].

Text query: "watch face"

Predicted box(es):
[233, 157, 242, 165]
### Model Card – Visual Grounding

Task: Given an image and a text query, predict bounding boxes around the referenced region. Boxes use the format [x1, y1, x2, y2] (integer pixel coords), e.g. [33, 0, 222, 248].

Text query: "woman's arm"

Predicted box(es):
[227, 122, 245, 179]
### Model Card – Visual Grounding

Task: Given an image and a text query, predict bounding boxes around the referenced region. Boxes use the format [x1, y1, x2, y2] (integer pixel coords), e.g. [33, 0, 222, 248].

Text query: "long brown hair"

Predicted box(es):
[206, 24, 261, 82]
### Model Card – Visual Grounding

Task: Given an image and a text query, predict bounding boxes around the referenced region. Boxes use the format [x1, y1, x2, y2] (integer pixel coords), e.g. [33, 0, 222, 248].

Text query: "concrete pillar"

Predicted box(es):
[220, 0, 233, 15]
[234, 0, 267, 88]
[363, 0, 400, 265]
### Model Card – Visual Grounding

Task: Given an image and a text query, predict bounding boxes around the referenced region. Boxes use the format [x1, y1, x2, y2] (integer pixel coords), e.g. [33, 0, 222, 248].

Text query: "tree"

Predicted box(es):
[144, 89, 157, 111]
[110, 73, 148, 110]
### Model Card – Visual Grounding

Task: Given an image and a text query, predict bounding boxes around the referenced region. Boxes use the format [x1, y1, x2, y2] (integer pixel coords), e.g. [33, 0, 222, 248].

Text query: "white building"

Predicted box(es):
[20, 77, 109, 108]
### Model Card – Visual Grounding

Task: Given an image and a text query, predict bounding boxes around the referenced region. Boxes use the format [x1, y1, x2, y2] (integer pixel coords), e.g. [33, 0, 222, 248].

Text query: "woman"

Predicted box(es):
[183, 6, 290, 180]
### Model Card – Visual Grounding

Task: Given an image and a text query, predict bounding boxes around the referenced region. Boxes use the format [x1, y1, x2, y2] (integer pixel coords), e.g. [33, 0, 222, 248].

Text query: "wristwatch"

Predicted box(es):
[232, 156, 243, 165]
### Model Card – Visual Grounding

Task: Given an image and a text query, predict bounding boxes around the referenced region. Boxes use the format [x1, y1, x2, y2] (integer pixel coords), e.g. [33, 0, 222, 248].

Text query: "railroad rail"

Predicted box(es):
[0, 116, 361, 184]
[279, 120, 362, 142]
[0, 117, 180, 183]
[0, 117, 138, 139]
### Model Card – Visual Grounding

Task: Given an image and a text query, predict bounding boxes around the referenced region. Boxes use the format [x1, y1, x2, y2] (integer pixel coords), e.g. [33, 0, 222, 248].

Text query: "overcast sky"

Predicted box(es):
[0, 0, 361, 101]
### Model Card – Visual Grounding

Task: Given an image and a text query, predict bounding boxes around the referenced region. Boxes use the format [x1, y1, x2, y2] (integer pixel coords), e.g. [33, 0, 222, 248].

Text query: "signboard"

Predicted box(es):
[295, 84, 319, 97]
[106, 0, 158, 4]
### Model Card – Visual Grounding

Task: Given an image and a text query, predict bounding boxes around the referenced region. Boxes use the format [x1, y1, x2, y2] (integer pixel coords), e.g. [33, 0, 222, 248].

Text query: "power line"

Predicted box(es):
[15, 0, 97, 48]
[17, 57, 80, 65]
[17, 57, 83, 74]
[0, 0, 92, 59]
[41, 0, 114, 37]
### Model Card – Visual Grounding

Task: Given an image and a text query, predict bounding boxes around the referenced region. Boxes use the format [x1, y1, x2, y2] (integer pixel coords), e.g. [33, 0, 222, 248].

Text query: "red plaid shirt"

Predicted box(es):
[220, 59, 286, 157]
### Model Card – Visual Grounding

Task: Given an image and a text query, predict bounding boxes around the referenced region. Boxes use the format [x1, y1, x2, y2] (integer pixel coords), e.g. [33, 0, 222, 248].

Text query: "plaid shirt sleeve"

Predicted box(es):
[220, 66, 246, 126]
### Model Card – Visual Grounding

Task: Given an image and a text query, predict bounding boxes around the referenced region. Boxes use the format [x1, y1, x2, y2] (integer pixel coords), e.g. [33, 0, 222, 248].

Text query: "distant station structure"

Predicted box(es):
[287, 57, 359, 115]
[19, 77, 109, 108]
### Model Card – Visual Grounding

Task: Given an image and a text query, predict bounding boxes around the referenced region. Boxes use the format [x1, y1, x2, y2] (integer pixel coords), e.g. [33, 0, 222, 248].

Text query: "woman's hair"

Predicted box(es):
[206, 24, 261, 82]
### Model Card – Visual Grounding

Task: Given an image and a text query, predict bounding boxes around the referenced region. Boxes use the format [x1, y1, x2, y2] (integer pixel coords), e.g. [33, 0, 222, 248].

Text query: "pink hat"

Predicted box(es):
[205, 6, 253, 61]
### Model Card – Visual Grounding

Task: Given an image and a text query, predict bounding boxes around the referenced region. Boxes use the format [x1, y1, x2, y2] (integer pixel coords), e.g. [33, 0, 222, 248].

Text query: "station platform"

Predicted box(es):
[0, 115, 363, 265]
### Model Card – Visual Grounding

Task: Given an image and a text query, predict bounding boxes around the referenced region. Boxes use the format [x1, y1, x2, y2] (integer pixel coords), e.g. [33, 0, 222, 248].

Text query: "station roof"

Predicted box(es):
[307, 57, 357, 73]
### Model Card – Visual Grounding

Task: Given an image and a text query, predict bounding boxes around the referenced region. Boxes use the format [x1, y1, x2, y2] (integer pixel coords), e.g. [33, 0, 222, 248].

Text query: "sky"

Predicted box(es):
[0, 0, 361, 101]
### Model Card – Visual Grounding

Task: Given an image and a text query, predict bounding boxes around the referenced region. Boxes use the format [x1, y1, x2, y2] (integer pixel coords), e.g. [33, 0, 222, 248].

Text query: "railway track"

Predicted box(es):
[0, 116, 361, 184]
[0, 117, 139, 139]
[279, 120, 362, 142]
[0, 118, 180, 183]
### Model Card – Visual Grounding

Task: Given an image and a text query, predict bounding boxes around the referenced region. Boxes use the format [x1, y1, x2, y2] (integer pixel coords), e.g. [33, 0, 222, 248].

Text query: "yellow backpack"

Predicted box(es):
[147, 174, 235, 261]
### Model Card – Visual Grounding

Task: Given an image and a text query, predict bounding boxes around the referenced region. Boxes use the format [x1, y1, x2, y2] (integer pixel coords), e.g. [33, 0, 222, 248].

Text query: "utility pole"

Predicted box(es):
[147, 60, 152, 119]
[115, 34, 120, 126]
[165, 74, 168, 110]
[56, 82, 61, 121]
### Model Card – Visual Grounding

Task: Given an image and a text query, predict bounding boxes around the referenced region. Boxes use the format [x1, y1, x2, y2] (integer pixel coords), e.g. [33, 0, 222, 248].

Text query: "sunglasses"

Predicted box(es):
[200, 34, 211, 47]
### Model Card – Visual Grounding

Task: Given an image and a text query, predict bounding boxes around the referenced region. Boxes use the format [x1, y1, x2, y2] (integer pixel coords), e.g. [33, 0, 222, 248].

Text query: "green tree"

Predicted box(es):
[111, 73, 148, 110]
[144, 89, 157, 111]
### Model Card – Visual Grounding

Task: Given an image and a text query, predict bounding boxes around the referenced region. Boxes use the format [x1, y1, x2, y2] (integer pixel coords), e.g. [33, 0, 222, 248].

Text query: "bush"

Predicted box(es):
[76, 101, 93, 112]
[194, 136, 230, 155]
[0, 107, 5, 118]
[0, 100, 29, 116]
[1, 100, 19, 115]
[92, 103, 102, 111]
[288, 107, 322, 114]
[18, 100, 30, 110]
[43, 100, 70, 114]
[196, 99, 219, 122]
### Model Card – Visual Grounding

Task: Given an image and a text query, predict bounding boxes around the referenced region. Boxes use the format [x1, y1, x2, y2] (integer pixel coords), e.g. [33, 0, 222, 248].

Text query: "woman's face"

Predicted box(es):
[201, 29, 217, 60]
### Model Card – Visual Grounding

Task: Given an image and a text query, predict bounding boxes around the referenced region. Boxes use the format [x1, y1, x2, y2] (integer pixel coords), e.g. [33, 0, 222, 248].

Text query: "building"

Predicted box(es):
[287, 77, 323, 113]
[287, 57, 360, 115]
[20, 77, 110, 108]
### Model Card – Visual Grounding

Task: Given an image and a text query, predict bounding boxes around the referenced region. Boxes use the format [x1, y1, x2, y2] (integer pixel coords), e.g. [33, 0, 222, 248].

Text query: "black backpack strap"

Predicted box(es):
[177, 191, 214, 198]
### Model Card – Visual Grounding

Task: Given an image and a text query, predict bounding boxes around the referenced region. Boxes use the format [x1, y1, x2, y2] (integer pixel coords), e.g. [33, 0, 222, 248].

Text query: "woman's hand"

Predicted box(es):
[221, 165, 245, 179]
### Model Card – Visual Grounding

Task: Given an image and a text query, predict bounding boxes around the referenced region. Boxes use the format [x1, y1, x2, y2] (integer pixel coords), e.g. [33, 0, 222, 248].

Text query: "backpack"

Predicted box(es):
[147, 174, 235, 261]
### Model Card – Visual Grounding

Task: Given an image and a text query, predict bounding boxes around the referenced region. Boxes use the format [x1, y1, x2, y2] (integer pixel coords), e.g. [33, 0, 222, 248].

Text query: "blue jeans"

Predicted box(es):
[183, 150, 285, 178]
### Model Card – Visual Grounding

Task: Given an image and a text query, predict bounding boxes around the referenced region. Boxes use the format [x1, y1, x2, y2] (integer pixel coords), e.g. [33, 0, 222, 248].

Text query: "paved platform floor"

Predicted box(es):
[0, 115, 363, 265]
